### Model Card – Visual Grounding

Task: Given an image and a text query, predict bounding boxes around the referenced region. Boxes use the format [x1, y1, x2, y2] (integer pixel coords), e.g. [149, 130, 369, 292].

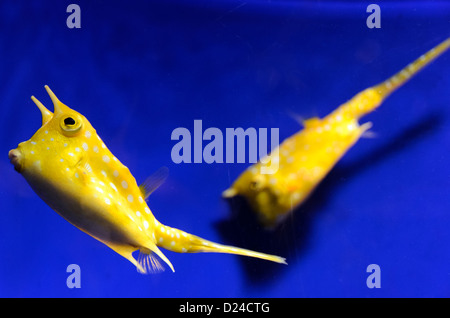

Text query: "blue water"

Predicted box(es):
[0, 0, 449, 297]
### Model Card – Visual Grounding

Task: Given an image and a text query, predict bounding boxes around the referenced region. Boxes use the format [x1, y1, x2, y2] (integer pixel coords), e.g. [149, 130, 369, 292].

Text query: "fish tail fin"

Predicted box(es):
[331, 38, 450, 121]
[154, 222, 287, 264]
[374, 37, 450, 98]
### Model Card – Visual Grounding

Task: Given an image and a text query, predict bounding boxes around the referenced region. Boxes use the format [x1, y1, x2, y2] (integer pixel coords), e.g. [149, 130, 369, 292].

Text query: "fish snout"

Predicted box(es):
[8, 148, 23, 172]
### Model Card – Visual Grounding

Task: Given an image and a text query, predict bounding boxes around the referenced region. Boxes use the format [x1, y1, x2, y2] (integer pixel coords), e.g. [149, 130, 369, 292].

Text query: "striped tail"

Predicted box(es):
[330, 38, 450, 121]
[154, 221, 287, 265]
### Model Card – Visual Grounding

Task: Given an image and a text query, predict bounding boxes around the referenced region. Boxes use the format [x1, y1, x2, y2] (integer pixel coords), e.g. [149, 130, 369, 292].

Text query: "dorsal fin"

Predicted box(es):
[287, 110, 322, 129]
[302, 117, 321, 128]
[139, 166, 169, 200]
[287, 111, 305, 126]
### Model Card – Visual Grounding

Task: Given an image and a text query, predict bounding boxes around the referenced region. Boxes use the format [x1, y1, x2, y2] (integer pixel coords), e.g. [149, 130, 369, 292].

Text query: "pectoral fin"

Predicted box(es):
[139, 166, 169, 200]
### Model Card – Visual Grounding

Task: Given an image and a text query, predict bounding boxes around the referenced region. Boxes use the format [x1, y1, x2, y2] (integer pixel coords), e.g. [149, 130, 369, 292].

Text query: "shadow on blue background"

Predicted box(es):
[0, 0, 449, 297]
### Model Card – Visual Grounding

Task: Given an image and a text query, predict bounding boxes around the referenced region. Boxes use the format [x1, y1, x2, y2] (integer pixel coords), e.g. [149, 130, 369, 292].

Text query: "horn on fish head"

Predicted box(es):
[31, 95, 53, 126]
[44, 85, 73, 115]
[42, 85, 85, 136]
[30, 85, 76, 126]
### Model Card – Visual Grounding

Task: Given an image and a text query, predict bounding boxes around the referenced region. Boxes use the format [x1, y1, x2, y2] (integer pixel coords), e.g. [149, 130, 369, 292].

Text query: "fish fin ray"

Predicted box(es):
[136, 248, 166, 274]
[287, 111, 306, 126]
[139, 166, 169, 200]
[360, 122, 376, 138]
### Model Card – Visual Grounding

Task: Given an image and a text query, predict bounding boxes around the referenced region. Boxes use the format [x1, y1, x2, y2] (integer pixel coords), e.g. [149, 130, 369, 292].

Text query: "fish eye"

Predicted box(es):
[249, 174, 266, 191]
[250, 179, 265, 191]
[64, 117, 76, 126]
[249, 180, 260, 190]
[60, 115, 82, 135]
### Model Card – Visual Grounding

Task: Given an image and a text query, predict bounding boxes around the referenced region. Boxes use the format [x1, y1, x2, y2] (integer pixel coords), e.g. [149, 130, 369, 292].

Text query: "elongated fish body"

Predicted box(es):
[8, 86, 286, 273]
[223, 38, 450, 227]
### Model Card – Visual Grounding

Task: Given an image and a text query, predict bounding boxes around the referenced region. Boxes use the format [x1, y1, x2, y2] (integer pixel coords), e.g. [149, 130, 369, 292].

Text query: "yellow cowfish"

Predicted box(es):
[223, 38, 450, 227]
[8, 86, 286, 273]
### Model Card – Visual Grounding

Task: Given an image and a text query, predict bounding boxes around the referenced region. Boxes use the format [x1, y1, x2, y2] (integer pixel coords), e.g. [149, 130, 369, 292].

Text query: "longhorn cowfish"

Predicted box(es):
[223, 38, 450, 227]
[8, 86, 286, 273]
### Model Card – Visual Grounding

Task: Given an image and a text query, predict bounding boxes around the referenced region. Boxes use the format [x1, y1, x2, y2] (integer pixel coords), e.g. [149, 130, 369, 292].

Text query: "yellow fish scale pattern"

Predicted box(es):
[9, 86, 286, 274]
[223, 38, 450, 227]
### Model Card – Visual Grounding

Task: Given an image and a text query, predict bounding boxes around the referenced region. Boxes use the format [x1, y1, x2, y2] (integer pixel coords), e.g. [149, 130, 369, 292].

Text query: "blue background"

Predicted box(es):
[0, 0, 449, 297]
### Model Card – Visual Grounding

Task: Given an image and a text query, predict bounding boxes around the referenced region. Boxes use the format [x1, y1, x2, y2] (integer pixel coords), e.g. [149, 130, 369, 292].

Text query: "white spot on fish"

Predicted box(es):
[143, 220, 149, 229]
[127, 194, 133, 202]
[102, 155, 110, 163]
[93, 146, 99, 153]
[105, 198, 111, 205]
[75, 147, 81, 152]
[113, 170, 119, 177]
[82, 143, 88, 151]
[121, 180, 128, 189]
[136, 211, 141, 217]
[85, 130, 91, 138]
[110, 182, 118, 192]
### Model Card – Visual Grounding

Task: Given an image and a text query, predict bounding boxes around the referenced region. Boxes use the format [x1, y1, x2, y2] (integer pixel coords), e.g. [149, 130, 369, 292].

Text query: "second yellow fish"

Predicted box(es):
[223, 38, 450, 227]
